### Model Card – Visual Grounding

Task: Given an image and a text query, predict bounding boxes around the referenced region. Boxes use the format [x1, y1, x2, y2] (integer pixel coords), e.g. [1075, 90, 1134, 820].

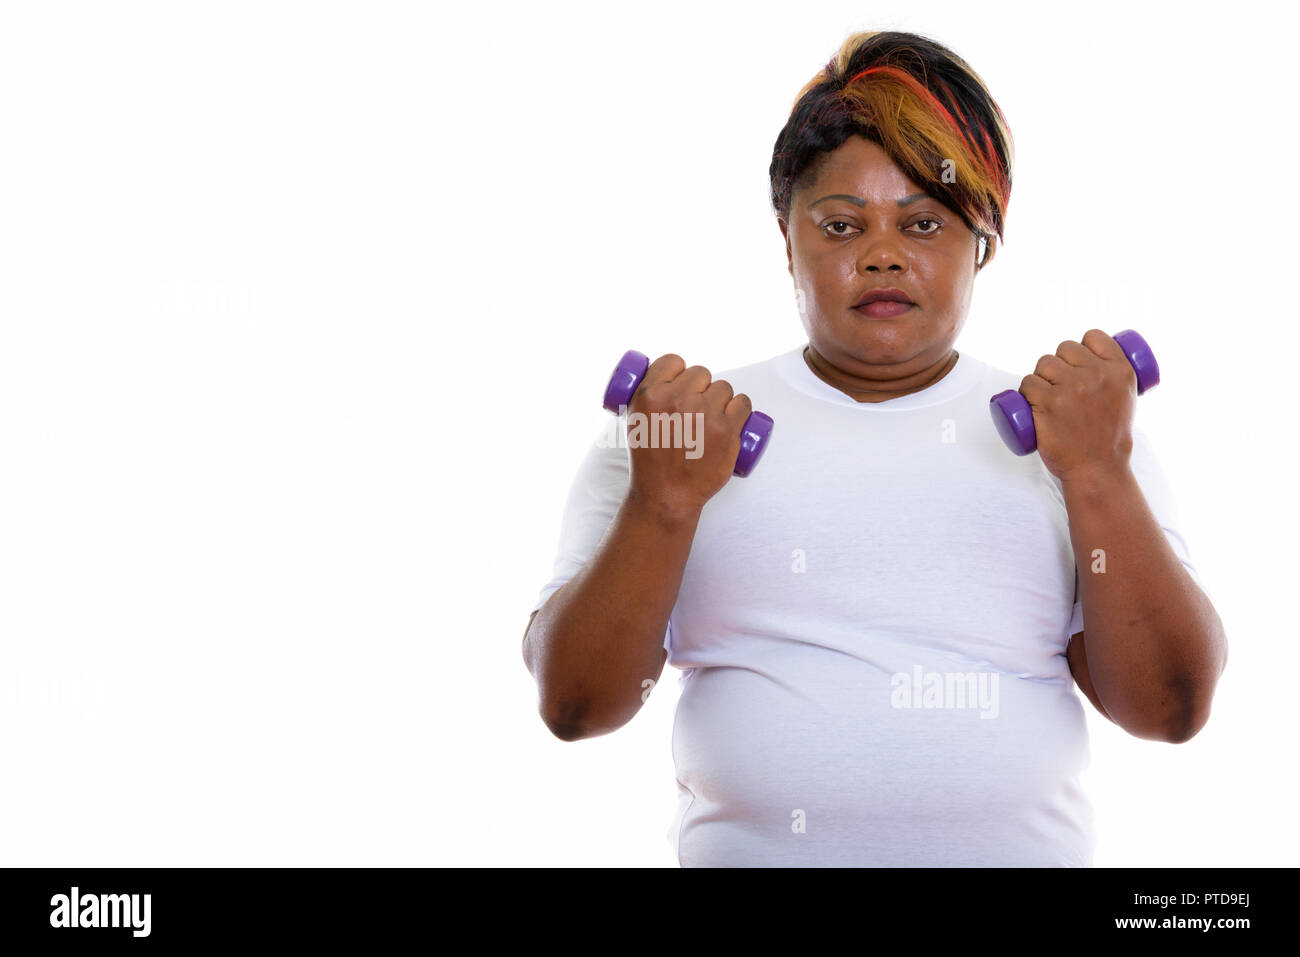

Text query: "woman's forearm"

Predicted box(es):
[523, 488, 702, 740]
[1060, 465, 1228, 742]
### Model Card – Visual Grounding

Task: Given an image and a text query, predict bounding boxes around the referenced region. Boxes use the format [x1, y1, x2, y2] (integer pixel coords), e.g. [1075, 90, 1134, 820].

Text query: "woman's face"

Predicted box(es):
[779, 134, 990, 383]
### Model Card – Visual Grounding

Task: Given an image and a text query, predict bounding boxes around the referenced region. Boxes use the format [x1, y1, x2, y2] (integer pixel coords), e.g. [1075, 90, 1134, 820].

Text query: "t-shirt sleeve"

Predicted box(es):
[1067, 426, 1202, 639]
[531, 425, 673, 654]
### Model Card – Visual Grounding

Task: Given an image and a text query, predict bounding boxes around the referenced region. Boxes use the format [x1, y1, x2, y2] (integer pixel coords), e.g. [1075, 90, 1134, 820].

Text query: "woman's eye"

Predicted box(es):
[910, 219, 942, 234]
[823, 221, 857, 237]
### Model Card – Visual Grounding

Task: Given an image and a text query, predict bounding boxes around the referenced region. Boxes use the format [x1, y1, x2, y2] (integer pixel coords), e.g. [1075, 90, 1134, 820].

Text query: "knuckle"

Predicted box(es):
[638, 383, 664, 407]
[651, 354, 685, 380]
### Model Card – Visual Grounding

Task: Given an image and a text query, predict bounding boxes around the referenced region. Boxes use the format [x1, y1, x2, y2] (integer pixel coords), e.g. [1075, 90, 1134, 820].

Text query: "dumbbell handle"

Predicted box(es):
[603, 349, 774, 477]
[989, 329, 1159, 456]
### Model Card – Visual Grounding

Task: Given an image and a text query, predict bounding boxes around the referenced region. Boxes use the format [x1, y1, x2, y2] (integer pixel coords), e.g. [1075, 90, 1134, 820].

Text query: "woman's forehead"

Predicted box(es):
[802, 139, 928, 202]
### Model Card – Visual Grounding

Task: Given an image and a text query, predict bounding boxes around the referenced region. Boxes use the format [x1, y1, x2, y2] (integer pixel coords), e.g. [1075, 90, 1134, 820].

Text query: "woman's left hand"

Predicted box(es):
[1018, 329, 1137, 484]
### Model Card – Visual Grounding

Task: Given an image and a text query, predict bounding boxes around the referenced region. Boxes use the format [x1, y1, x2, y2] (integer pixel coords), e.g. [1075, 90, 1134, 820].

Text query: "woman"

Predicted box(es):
[522, 30, 1227, 867]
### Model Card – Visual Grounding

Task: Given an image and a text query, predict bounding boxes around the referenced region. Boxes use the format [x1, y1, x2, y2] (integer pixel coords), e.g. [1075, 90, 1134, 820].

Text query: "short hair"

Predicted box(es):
[769, 31, 1015, 267]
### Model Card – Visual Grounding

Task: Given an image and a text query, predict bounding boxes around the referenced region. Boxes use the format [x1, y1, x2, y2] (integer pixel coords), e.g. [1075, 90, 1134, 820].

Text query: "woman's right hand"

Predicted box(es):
[624, 353, 753, 519]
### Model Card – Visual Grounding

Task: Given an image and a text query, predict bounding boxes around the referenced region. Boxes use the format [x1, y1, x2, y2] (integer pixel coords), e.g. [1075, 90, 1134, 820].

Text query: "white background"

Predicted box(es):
[0, 0, 1294, 866]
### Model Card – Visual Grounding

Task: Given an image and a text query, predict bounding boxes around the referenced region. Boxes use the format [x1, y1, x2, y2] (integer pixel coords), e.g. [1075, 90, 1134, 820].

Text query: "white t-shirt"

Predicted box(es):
[532, 344, 1201, 867]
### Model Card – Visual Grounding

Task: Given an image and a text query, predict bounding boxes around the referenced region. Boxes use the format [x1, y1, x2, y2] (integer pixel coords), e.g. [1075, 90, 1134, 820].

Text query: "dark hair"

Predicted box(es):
[769, 31, 1015, 265]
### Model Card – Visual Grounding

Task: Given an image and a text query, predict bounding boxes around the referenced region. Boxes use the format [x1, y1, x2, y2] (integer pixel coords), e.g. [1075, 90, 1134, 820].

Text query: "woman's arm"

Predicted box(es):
[524, 354, 754, 741]
[1060, 466, 1228, 743]
[523, 489, 701, 741]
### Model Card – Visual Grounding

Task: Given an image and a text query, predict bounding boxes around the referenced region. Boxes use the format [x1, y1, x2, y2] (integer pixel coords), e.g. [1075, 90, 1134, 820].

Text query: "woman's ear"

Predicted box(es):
[975, 234, 996, 272]
[779, 218, 794, 277]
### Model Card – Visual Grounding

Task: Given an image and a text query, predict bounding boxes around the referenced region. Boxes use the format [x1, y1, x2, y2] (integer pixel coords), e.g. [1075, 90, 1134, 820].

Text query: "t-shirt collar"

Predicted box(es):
[777, 343, 983, 410]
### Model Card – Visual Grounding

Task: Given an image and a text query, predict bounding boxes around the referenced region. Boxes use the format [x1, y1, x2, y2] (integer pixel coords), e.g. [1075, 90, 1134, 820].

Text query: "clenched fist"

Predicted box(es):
[1017, 329, 1137, 484]
[624, 354, 755, 516]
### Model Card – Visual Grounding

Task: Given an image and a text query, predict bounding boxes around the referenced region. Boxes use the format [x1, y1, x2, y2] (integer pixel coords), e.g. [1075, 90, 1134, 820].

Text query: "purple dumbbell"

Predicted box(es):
[603, 349, 774, 477]
[989, 329, 1160, 456]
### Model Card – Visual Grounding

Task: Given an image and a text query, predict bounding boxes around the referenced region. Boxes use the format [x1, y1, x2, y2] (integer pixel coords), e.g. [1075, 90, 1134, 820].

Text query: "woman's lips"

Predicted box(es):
[854, 301, 913, 318]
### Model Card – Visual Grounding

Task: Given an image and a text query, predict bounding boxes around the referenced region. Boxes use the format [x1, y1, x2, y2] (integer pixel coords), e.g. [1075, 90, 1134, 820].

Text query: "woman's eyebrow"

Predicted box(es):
[809, 192, 933, 209]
